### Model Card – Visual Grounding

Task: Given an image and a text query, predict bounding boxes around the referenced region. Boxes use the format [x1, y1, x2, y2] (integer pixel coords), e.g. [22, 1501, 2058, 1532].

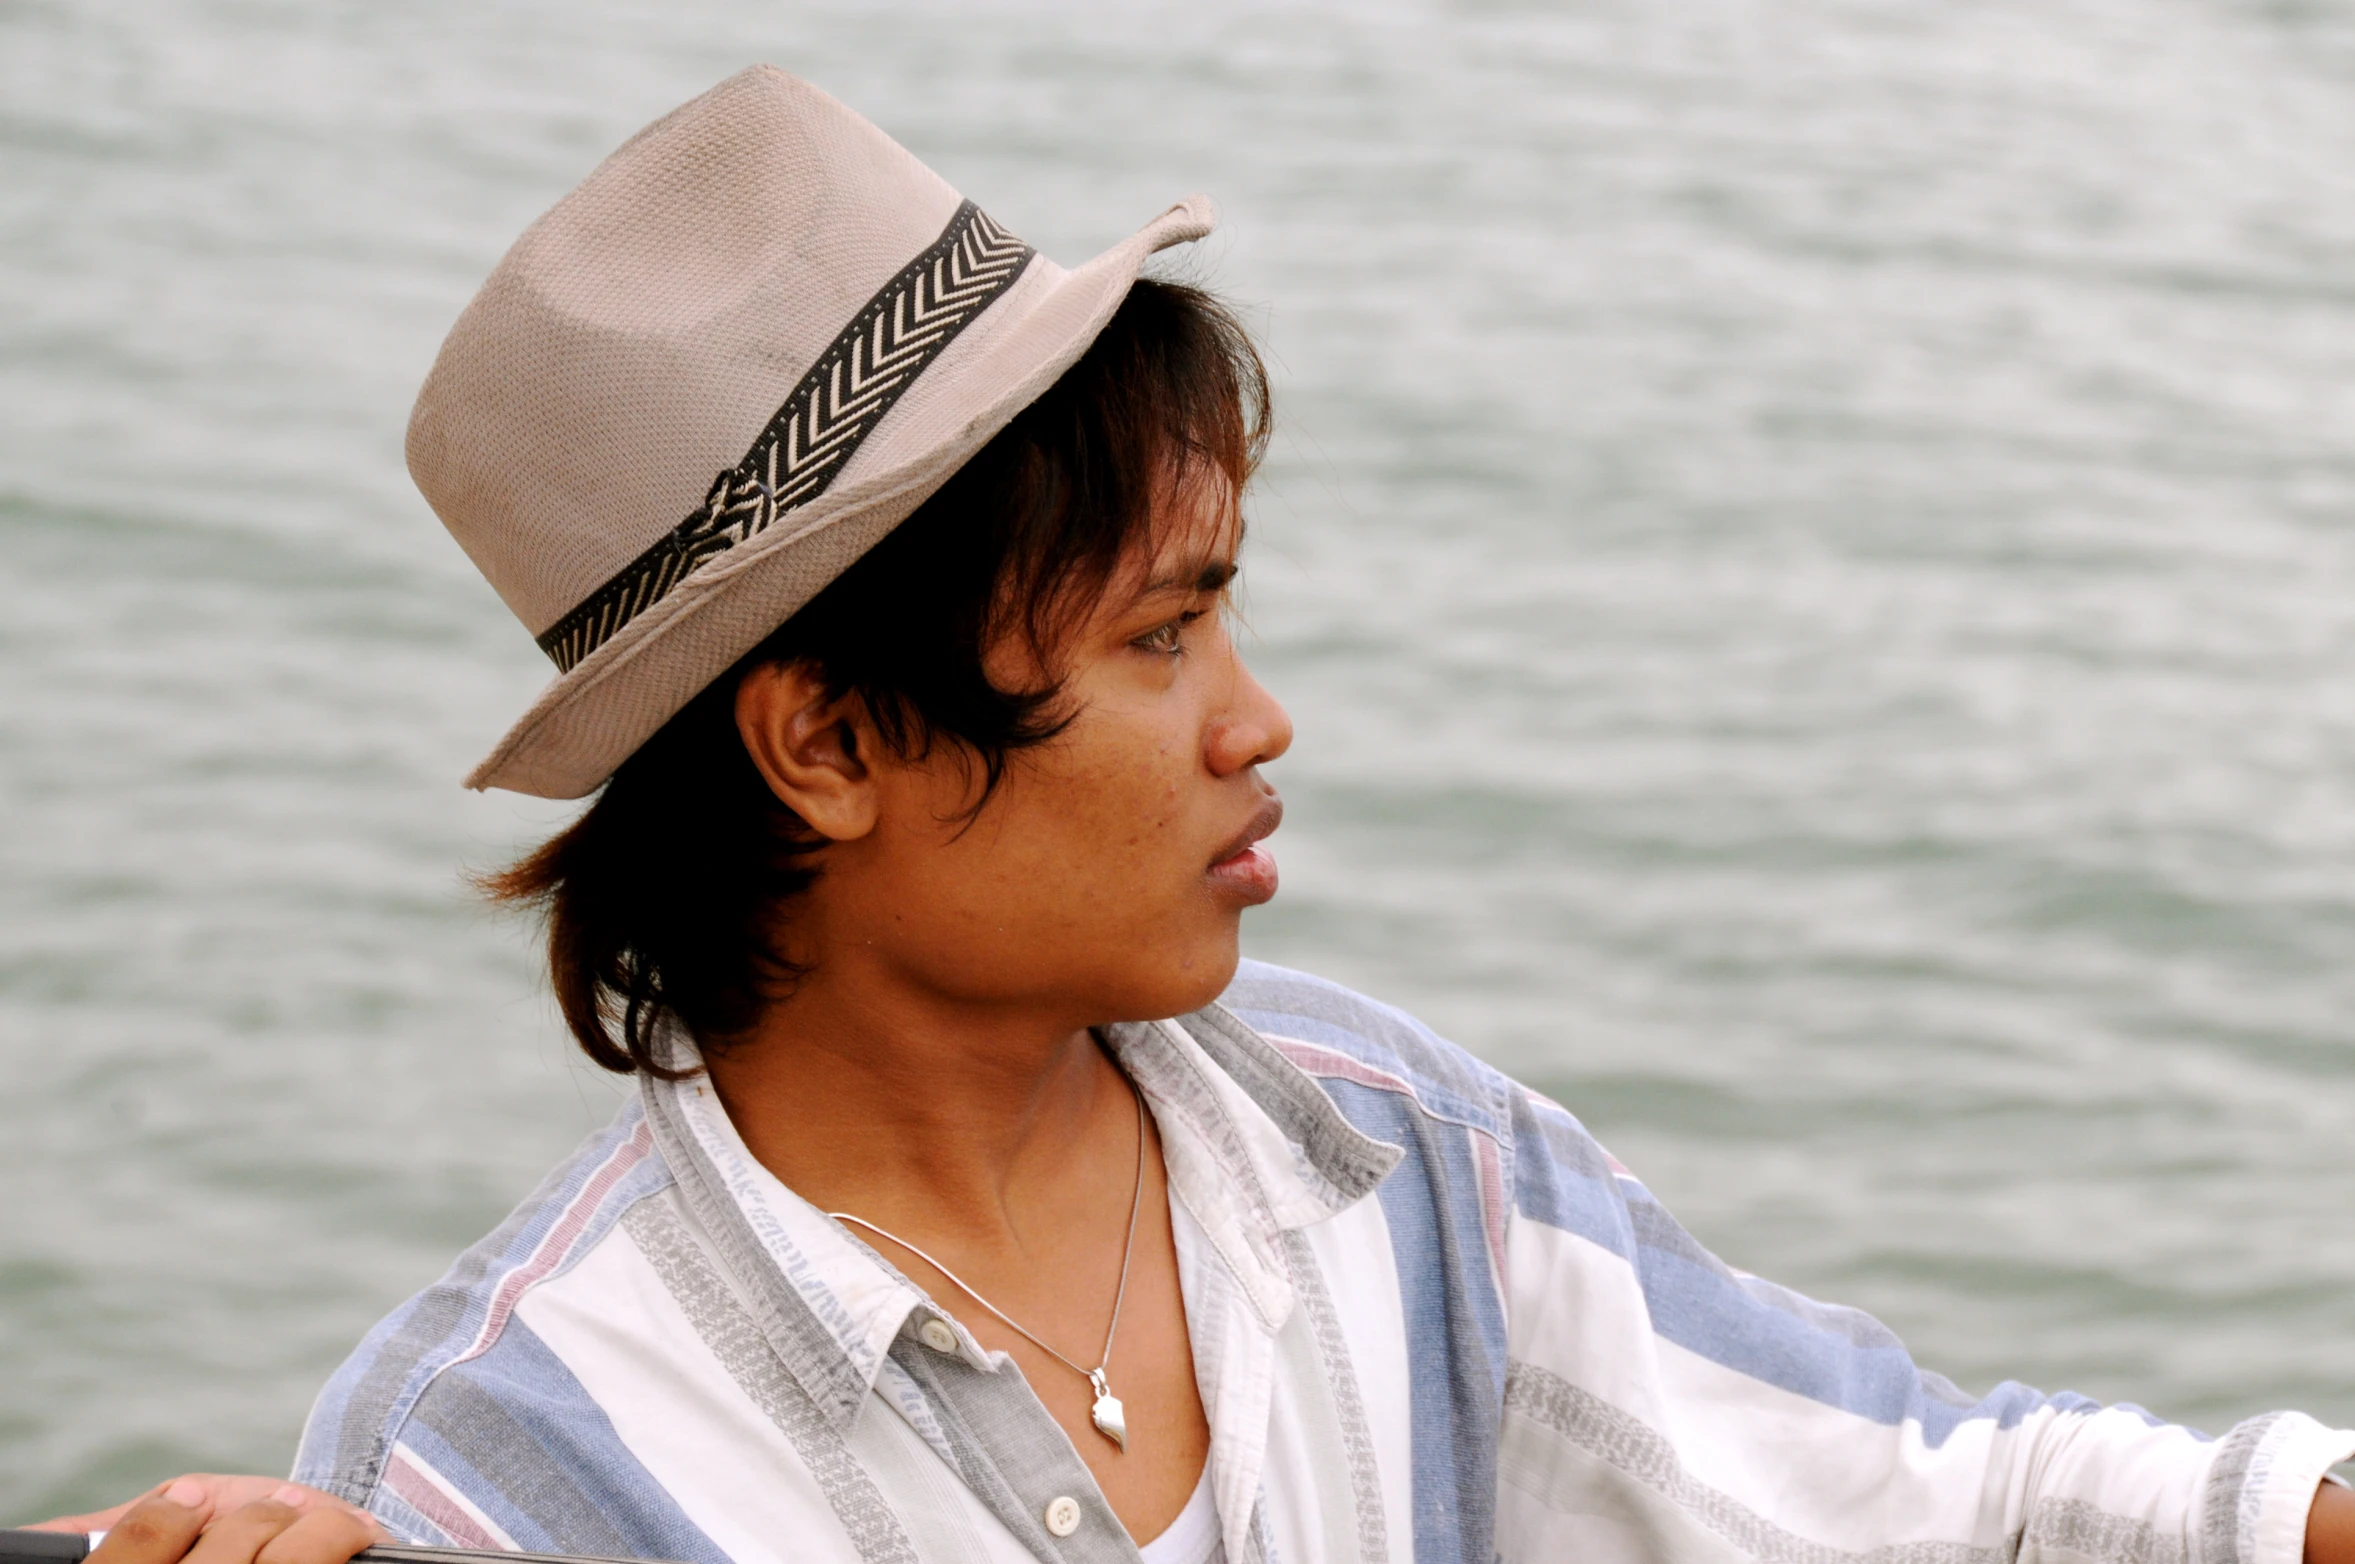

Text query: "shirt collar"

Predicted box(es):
[638, 1001, 1403, 1430]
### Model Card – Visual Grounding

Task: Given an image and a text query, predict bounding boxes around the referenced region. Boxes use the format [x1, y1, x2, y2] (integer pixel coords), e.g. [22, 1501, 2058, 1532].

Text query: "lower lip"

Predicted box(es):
[1208, 841, 1279, 904]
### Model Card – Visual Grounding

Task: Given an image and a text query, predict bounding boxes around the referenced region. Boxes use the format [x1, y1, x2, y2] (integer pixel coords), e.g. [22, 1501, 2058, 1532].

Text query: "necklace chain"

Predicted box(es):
[828, 1083, 1148, 1447]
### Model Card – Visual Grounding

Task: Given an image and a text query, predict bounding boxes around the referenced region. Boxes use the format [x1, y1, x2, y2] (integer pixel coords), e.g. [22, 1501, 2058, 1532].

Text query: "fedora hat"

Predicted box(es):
[409, 64, 1213, 798]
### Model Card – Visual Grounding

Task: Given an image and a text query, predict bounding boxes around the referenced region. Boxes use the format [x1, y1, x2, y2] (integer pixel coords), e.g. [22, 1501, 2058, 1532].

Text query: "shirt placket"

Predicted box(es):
[886, 1314, 1150, 1564]
[873, 1100, 1295, 1564]
[646, 1016, 1374, 1564]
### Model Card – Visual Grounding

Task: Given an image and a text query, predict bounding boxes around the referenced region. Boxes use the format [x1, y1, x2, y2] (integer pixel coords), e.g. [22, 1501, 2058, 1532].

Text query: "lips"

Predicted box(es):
[1207, 797, 1283, 904]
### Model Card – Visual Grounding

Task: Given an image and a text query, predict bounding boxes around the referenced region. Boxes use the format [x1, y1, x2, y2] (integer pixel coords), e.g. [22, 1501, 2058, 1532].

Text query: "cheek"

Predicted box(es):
[1119, 728, 1195, 850]
[866, 714, 1243, 1010]
[1032, 723, 1198, 884]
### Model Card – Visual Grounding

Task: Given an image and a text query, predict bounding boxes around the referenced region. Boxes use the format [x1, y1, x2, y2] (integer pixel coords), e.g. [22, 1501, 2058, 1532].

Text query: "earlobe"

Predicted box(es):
[734, 662, 882, 842]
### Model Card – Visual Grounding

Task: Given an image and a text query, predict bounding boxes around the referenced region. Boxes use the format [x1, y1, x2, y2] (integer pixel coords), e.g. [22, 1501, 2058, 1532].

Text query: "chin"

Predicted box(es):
[1107, 929, 1242, 1024]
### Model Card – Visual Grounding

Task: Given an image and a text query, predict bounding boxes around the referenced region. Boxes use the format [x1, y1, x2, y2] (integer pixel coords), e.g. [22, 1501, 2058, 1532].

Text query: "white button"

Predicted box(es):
[918, 1317, 960, 1354]
[1043, 1496, 1082, 1537]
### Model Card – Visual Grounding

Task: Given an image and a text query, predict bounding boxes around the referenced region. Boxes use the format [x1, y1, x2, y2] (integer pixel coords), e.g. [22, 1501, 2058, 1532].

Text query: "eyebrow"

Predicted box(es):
[1143, 559, 1239, 595]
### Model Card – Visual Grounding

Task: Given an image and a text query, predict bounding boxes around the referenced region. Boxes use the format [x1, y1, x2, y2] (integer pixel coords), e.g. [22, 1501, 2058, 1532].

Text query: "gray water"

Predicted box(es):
[6, 0, 2355, 1523]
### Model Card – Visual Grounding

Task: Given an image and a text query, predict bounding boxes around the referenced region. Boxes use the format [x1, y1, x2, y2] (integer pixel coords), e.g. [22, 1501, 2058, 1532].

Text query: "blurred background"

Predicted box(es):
[6, 0, 2355, 1521]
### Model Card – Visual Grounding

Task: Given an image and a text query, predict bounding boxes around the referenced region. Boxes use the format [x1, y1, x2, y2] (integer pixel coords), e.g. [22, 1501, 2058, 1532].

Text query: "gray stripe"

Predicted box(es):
[885, 1333, 1145, 1564]
[328, 1285, 471, 1505]
[2200, 1413, 2282, 1564]
[1165, 1005, 1404, 1205]
[641, 1072, 1139, 1564]
[1243, 1496, 1275, 1564]
[327, 1133, 616, 1504]
[638, 1075, 876, 1424]
[624, 1200, 920, 1564]
[1112, 1020, 1289, 1226]
[2024, 1500, 2187, 1564]
[1277, 1228, 1388, 1564]
[1504, 1360, 2013, 1564]
[405, 1370, 638, 1556]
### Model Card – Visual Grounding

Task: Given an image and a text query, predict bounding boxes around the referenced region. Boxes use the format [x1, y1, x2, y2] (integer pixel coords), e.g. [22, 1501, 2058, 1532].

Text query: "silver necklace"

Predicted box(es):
[829, 1086, 1147, 1452]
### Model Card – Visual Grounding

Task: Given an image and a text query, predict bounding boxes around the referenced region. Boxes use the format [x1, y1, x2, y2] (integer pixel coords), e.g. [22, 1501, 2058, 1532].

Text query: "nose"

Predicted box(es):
[1207, 653, 1293, 777]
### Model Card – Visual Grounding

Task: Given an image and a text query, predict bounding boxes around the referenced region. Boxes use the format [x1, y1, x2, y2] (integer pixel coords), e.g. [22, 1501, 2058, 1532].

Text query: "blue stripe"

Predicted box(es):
[1229, 962, 2140, 1456]
[1316, 1077, 1506, 1564]
[1225, 960, 1511, 1138]
[402, 1318, 730, 1564]
[295, 1101, 671, 1501]
[1506, 1088, 1642, 1261]
[1504, 1053, 2135, 1448]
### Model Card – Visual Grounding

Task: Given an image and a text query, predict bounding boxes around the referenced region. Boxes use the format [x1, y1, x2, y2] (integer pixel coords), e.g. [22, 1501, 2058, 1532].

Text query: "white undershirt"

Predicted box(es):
[1134, 1466, 1221, 1564]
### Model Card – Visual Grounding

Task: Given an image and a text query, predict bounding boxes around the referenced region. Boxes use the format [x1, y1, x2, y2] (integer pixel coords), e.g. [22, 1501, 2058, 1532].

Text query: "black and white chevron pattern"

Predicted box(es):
[538, 201, 1035, 673]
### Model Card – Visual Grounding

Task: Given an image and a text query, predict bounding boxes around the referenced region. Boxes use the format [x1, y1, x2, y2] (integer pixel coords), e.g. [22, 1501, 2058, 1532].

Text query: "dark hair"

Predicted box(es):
[484, 278, 1270, 1076]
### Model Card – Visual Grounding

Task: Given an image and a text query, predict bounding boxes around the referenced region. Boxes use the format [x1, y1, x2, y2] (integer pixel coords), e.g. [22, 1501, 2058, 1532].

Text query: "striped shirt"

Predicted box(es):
[294, 961, 2355, 1564]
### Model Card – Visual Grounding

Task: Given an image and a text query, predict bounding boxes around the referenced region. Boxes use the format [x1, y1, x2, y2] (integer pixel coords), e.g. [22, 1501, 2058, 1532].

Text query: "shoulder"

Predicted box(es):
[1220, 958, 1536, 1137]
[1215, 958, 1552, 1187]
[1217, 959, 1630, 1214]
[293, 1104, 672, 1524]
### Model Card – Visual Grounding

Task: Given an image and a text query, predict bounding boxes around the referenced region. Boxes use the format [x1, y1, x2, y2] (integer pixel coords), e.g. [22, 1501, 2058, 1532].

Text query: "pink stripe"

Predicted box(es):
[1278, 1035, 1513, 1288]
[383, 1451, 496, 1549]
[453, 1119, 651, 1366]
[1271, 1037, 1421, 1099]
[1472, 1127, 1508, 1297]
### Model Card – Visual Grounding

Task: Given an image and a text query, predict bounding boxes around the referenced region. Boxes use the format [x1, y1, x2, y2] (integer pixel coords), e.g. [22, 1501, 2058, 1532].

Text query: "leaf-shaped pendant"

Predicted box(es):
[1088, 1369, 1127, 1451]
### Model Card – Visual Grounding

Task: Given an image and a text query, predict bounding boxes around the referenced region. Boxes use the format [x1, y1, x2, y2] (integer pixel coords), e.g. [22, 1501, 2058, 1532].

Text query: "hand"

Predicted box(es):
[2312, 1478, 2355, 1564]
[29, 1476, 384, 1564]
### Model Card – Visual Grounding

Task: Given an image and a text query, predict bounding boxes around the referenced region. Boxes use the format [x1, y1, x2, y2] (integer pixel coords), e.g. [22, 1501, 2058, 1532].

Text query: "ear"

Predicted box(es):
[734, 661, 882, 842]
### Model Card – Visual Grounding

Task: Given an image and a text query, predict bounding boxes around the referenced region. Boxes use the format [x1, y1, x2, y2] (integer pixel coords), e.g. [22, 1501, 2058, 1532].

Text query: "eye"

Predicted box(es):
[1130, 611, 1202, 658]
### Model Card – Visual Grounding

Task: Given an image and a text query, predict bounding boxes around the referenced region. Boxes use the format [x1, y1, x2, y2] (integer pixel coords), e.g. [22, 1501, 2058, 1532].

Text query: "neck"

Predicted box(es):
[700, 946, 1128, 1241]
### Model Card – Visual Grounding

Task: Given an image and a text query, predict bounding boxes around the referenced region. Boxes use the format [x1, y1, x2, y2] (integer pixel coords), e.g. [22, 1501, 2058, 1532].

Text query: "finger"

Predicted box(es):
[163, 1481, 376, 1535]
[187, 1480, 290, 1518]
[44, 1475, 206, 1535]
[79, 1475, 287, 1536]
[253, 1501, 382, 1564]
[27, 1504, 134, 1533]
[284, 1485, 381, 1539]
[180, 1498, 304, 1564]
[86, 1482, 213, 1564]
[39, 1474, 366, 1544]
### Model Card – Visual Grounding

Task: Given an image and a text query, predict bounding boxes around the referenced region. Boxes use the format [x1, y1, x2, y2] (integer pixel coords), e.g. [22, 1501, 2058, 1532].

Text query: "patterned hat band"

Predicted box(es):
[415, 64, 1214, 798]
[534, 201, 1035, 674]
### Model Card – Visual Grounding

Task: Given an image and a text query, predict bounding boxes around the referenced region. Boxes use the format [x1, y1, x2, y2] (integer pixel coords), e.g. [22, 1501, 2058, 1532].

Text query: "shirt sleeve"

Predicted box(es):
[1495, 1083, 2355, 1564]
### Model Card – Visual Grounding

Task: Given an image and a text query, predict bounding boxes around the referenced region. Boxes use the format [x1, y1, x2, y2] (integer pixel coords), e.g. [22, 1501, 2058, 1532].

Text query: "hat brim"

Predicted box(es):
[464, 195, 1215, 799]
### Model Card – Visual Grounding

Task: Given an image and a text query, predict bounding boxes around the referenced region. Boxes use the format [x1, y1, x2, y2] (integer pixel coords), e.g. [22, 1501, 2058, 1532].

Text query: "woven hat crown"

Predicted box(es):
[409, 65, 1214, 797]
[411, 66, 971, 639]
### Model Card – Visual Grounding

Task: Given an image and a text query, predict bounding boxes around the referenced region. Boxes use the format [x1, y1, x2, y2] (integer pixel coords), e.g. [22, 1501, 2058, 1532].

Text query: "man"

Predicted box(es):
[34, 62, 2355, 1564]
